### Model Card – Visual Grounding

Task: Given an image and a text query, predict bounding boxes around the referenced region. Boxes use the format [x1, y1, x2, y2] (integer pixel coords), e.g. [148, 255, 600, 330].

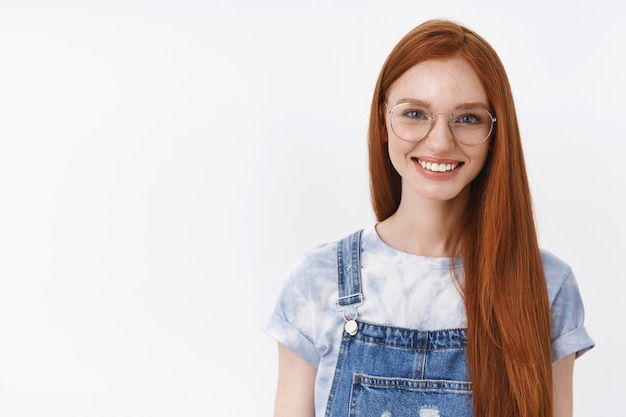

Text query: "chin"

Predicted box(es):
[415, 184, 471, 203]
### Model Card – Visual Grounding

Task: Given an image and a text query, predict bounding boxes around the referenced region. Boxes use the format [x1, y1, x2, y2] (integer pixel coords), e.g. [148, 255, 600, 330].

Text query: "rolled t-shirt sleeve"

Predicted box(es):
[544, 251, 595, 363]
[262, 277, 321, 367]
[262, 243, 338, 368]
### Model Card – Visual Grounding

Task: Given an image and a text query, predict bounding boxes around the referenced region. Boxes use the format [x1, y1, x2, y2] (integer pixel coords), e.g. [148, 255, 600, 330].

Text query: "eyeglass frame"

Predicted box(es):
[384, 102, 497, 146]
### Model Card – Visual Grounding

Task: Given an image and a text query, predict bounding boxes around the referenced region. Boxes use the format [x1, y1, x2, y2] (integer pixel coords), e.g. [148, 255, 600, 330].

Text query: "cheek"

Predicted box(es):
[468, 144, 491, 177]
[387, 138, 415, 174]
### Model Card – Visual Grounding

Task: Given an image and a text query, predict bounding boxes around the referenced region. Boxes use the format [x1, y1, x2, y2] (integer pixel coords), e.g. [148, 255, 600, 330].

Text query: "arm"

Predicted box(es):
[273, 342, 317, 417]
[552, 353, 575, 417]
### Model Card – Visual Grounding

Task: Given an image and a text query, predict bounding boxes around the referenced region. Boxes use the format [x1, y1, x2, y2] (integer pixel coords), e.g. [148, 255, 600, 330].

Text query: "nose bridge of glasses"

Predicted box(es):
[430, 112, 454, 122]
[429, 112, 455, 133]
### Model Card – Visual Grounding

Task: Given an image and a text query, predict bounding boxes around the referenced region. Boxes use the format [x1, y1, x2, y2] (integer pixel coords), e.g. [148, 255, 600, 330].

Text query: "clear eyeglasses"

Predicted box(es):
[386, 102, 496, 146]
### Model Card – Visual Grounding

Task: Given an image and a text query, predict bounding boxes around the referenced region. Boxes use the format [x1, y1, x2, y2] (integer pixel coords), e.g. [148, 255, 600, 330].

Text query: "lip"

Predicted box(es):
[412, 157, 464, 179]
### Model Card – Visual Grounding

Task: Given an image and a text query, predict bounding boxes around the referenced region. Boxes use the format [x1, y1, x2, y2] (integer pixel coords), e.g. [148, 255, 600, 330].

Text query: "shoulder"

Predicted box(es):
[540, 248, 572, 276]
[540, 249, 572, 282]
[539, 248, 579, 305]
[287, 240, 338, 281]
[281, 228, 372, 305]
[279, 236, 343, 303]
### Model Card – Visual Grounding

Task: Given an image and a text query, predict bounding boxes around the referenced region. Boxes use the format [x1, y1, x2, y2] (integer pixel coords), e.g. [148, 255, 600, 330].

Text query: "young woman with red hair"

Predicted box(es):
[264, 19, 594, 417]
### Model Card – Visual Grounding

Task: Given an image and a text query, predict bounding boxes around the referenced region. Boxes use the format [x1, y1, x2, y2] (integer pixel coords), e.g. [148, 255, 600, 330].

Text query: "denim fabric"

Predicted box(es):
[326, 323, 472, 417]
[326, 230, 472, 417]
[262, 225, 594, 416]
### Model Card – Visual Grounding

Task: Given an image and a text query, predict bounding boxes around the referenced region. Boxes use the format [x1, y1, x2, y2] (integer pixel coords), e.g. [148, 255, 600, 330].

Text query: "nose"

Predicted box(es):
[424, 112, 456, 152]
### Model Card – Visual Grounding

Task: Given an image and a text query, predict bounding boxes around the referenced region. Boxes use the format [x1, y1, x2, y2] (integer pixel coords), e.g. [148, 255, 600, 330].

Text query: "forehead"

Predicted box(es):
[387, 56, 488, 108]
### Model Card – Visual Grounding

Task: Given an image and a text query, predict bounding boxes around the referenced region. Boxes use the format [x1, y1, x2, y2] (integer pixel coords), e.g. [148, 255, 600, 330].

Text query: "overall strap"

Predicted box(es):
[334, 229, 364, 335]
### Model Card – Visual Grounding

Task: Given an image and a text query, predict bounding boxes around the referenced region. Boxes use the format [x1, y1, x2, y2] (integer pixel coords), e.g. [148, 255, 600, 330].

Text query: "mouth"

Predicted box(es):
[413, 158, 463, 173]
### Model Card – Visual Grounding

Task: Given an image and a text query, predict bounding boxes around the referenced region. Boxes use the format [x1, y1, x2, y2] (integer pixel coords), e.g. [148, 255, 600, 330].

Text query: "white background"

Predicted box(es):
[0, 1, 623, 416]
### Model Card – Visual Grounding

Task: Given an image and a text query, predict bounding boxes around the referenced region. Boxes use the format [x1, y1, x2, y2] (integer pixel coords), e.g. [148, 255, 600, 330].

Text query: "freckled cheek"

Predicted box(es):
[387, 138, 418, 175]
[466, 145, 490, 175]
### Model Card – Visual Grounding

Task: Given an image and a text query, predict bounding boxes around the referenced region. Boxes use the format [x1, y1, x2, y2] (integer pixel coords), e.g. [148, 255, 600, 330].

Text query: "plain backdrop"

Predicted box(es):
[0, 1, 623, 416]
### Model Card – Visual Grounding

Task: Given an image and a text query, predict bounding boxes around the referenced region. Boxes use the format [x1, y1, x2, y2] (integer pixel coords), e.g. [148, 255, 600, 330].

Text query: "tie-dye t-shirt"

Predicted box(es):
[263, 225, 594, 416]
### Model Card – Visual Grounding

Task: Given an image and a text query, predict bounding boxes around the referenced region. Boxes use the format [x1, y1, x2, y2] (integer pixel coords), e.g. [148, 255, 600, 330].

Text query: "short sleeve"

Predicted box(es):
[543, 251, 595, 363]
[262, 242, 339, 368]
[262, 275, 321, 366]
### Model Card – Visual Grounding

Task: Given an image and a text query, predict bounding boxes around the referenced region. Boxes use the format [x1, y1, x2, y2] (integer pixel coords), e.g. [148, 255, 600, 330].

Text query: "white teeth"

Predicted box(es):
[419, 160, 459, 172]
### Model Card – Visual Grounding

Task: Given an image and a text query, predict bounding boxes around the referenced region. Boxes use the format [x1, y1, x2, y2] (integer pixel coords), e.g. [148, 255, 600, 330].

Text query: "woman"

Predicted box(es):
[264, 19, 594, 417]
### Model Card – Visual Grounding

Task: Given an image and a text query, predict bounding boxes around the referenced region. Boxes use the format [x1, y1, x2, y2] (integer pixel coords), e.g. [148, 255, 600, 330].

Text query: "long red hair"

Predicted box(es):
[368, 20, 553, 417]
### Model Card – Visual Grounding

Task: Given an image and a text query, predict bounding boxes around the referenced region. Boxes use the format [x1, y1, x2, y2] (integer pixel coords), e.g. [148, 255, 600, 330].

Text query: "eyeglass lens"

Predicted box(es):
[389, 103, 494, 145]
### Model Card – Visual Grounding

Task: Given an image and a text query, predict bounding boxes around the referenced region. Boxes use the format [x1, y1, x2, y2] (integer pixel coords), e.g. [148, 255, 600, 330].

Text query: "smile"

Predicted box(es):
[415, 158, 462, 173]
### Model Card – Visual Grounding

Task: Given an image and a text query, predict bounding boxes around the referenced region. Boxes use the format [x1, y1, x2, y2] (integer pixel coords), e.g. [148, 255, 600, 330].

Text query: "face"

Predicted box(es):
[385, 56, 491, 204]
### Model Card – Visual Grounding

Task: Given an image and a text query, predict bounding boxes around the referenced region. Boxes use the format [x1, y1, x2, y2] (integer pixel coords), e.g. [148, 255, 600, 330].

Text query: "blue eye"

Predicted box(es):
[460, 115, 478, 124]
[453, 109, 487, 125]
[403, 109, 429, 120]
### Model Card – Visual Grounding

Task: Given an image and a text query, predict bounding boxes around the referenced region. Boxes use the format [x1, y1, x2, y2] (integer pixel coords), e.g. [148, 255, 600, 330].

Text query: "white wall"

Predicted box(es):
[0, 1, 622, 415]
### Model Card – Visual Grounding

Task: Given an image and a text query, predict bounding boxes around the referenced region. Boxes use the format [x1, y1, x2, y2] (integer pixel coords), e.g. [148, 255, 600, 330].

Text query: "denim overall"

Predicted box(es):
[325, 230, 473, 417]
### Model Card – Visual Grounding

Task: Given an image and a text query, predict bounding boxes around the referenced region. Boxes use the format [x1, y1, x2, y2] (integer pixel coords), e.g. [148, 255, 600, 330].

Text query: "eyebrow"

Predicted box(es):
[393, 97, 490, 110]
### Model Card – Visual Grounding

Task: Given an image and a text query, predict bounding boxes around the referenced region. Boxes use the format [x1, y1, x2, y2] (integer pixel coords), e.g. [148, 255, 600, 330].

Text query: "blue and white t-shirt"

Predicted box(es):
[263, 225, 594, 415]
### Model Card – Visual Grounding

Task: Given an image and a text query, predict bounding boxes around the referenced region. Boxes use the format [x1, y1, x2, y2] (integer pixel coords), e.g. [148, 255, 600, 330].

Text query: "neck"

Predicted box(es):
[376, 187, 469, 257]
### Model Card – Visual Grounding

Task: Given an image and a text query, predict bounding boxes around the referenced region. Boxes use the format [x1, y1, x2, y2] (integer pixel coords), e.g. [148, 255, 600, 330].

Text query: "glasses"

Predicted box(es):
[386, 102, 496, 146]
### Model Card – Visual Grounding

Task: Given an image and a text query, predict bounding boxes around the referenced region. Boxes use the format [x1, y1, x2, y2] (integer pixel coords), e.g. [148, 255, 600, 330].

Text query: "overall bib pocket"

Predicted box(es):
[350, 373, 472, 417]
[324, 322, 473, 417]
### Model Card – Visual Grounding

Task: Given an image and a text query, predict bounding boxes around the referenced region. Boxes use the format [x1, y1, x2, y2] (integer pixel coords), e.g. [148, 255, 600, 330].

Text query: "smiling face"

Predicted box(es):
[385, 55, 492, 204]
